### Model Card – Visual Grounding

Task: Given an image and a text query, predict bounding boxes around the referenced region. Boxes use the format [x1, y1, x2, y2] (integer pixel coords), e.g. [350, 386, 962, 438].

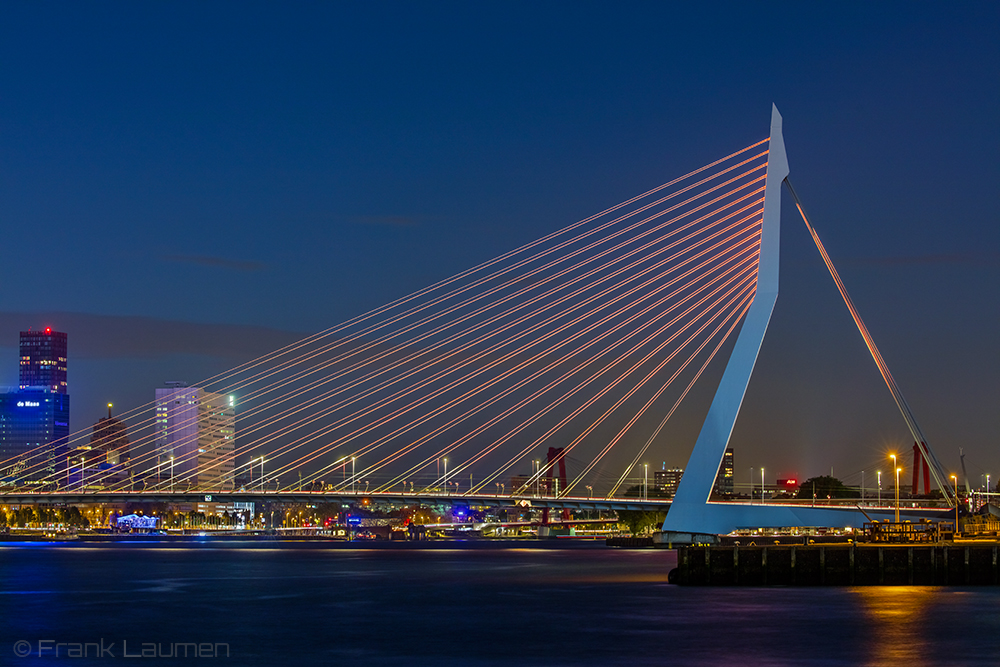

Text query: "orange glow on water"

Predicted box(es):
[853, 587, 935, 666]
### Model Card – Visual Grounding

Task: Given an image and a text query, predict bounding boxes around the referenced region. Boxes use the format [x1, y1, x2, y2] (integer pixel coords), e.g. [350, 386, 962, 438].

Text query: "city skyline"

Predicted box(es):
[0, 3, 996, 487]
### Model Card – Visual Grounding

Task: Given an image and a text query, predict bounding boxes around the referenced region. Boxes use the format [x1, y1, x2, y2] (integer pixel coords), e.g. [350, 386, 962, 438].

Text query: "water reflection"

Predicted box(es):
[854, 586, 935, 666]
[1, 546, 997, 666]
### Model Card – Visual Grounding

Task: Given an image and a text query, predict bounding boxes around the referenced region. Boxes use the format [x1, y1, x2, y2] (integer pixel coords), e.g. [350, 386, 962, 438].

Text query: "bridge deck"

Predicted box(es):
[0, 491, 671, 511]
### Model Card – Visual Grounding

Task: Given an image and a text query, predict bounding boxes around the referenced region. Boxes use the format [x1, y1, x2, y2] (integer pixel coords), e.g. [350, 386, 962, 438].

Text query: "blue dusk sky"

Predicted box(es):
[0, 2, 996, 487]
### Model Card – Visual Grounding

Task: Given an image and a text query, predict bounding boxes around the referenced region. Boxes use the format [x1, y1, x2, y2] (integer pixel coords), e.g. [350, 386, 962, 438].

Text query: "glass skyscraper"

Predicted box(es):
[0, 328, 70, 486]
[19, 327, 68, 393]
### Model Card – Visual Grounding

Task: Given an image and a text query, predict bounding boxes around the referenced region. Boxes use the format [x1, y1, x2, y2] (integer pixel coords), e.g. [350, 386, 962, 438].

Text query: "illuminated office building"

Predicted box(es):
[0, 390, 70, 482]
[19, 328, 68, 393]
[155, 383, 235, 490]
[654, 467, 684, 496]
[713, 447, 734, 496]
[0, 328, 70, 484]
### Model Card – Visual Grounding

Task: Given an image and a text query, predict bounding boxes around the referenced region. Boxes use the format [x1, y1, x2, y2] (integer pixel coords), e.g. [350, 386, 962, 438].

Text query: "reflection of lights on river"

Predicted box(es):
[854, 586, 933, 666]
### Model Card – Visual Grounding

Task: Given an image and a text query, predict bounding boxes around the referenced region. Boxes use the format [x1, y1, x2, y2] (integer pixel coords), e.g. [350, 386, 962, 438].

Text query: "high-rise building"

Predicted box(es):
[19, 328, 68, 393]
[64, 405, 131, 491]
[0, 390, 70, 482]
[713, 447, 734, 496]
[155, 383, 235, 490]
[0, 328, 70, 485]
[90, 404, 130, 465]
[654, 467, 684, 496]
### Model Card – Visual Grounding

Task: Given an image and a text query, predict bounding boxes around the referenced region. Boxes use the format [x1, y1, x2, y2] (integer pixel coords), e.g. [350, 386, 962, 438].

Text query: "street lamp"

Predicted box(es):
[170, 456, 175, 493]
[890, 454, 897, 518]
[443, 458, 448, 495]
[644, 463, 648, 501]
[761, 468, 765, 505]
[351, 457, 356, 494]
[951, 474, 960, 536]
[895, 466, 902, 524]
[586, 485, 593, 499]
[877, 470, 882, 507]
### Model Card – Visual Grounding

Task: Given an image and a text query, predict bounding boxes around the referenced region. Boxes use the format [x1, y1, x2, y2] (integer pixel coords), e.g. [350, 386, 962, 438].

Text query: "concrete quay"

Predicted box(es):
[670, 543, 1000, 586]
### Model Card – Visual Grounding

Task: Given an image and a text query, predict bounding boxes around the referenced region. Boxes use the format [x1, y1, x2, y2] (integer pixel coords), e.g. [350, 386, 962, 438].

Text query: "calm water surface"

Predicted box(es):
[1, 542, 998, 666]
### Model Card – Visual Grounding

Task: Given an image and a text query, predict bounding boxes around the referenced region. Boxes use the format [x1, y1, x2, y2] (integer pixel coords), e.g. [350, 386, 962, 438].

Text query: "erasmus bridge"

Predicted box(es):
[0, 107, 955, 534]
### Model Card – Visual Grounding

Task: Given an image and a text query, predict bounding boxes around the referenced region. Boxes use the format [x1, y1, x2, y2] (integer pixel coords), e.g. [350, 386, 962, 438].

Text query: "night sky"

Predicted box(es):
[1, 2, 996, 489]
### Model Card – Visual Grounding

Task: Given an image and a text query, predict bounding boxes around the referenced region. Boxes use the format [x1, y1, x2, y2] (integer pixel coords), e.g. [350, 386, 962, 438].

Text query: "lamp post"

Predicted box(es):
[644, 463, 648, 501]
[761, 468, 765, 505]
[951, 474, 960, 536]
[750, 468, 754, 505]
[351, 457, 355, 494]
[877, 470, 882, 507]
[896, 468, 903, 523]
[890, 454, 897, 519]
[443, 458, 448, 495]
[586, 485, 593, 499]
[170, 456, 175, 493]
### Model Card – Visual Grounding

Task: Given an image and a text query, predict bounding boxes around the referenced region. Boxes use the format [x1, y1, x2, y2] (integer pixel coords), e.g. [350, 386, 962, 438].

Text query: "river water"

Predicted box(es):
[1, 542, 998, 665]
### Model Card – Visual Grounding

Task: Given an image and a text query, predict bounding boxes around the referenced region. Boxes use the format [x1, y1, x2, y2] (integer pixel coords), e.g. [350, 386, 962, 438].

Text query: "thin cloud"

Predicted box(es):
[0, 312, 305, 361]
[162, 254, 266, 272]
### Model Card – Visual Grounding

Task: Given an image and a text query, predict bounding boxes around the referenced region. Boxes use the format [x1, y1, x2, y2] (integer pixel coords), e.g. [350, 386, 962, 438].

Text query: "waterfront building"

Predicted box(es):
[654, 467, 684, 496]
[713, 447, 734, 496]
[0, 327, 70, 485]
[155, 383, 235, 490]
[0, 389, 70, 484]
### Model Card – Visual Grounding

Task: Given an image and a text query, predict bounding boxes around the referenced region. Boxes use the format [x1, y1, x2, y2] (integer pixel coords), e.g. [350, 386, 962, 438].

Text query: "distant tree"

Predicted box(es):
[65, 507, 89, 528]
[616, 509, 667, 536]
[15, 507, 35, 527]
[795, 475, 859, 500]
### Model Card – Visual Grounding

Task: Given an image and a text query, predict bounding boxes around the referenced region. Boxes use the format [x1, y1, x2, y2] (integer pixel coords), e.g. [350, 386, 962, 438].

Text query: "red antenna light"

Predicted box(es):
[44, 327, 51, 334]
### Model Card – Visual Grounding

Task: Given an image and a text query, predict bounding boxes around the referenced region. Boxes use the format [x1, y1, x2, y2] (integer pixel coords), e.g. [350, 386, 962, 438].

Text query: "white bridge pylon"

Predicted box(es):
[664, 105, 954, 536]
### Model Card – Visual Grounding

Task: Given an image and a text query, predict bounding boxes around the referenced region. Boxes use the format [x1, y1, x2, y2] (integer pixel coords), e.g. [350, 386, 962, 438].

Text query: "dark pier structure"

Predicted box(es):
[670, 543, 1000, 586]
